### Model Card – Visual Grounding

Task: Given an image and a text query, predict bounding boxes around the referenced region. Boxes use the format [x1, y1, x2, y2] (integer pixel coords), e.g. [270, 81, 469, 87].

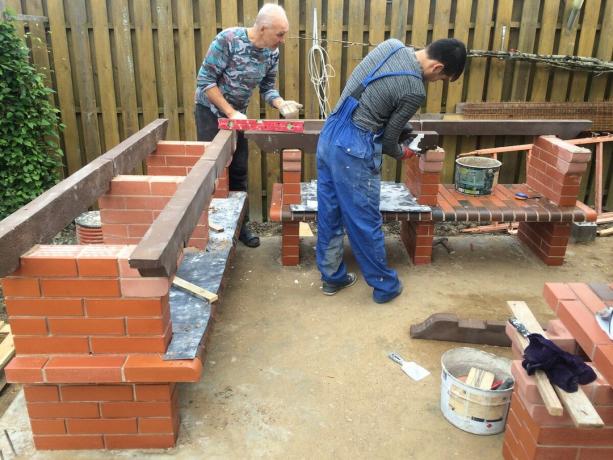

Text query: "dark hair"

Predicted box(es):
[426, 38, 467, 81]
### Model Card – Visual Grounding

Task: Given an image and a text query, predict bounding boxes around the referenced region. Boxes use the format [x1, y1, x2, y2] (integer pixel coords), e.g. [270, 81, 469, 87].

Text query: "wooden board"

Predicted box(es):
[157, 0, 180, 140]
[134, 0, 159, 127]
[326, 0, 344, 107]
[177, 0, 197, 140]
[426, 0, 451, 114]
[569, 0, 601, 101]
[198, 0, 217, 62]
[550, 1, 580, 102]
[507, 301, 604, 427]
[530, 0, 561, 101]
[588, 0, 613, 101]
[25, 0, 52, 96]
[510, 0, 540, 101]
[173, 276, 218, 303]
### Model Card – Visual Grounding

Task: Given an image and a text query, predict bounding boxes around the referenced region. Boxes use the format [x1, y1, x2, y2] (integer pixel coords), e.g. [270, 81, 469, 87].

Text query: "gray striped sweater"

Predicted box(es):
[335, 39, 425, 159]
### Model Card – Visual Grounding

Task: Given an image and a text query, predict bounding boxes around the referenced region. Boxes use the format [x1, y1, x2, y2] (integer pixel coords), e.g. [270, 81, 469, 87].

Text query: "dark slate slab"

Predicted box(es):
[589, 283, 613, 302]
[164, 192, 246, 360]
[290, 180, 431, 213]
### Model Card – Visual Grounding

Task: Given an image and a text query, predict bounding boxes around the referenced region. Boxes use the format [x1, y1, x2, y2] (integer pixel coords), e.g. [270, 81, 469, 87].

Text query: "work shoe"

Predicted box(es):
[322, 272, 358, 296]
[373, 283, 403, 304]
[239, 225, 260, 248]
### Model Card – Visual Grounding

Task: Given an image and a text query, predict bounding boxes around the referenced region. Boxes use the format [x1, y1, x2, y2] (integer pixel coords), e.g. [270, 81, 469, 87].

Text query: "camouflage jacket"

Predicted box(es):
[195, 27, 280, 116]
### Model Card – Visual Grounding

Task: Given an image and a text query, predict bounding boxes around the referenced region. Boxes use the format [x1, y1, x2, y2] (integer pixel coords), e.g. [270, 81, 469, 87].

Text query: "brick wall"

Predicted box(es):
[404, 148, 444, 206]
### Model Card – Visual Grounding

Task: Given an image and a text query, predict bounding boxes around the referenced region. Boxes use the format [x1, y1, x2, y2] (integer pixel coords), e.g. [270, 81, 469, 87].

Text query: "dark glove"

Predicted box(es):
[398, 124, 415, 144]
[522, 333, 597, 392]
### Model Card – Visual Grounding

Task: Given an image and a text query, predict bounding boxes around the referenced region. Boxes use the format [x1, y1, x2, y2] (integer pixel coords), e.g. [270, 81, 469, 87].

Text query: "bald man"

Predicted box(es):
[195, 3, 302, 248]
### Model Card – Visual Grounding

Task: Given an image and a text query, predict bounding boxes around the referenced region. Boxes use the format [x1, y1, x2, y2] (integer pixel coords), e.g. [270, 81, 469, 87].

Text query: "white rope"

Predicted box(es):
[307, 8, 334, 118]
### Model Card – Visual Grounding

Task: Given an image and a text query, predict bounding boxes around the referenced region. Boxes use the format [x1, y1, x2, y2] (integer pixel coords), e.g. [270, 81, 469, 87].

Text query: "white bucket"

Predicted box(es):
[440, 347, 513, 435]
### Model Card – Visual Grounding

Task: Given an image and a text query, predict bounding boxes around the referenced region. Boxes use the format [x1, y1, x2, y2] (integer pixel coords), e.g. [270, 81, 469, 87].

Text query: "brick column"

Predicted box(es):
[1, 245, 197, 450]
[401, 149, 443, 265]
[281, 149, 302, 205]
[281, 222, 300, 266]
[518, 221, 571, 266]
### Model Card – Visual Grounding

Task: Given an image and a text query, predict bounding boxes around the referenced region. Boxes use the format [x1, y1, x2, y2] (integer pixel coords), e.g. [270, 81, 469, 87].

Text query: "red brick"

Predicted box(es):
[33, 434, 104, 450]
[588, 370, 613, 405]
[4, 356, 47, 383]
[134, 384, 175, 401]
[282, 255, 300, 266]
[123, 355, 202, 382]
[1, 277, 40, 297]
[155, 141, 186, 155]
[101, 401, 174, 418]
[283, 171, 301, 183]
[126, 316, 169, 335]
[120, 277, 169, 297]
[282, 246, 300, 257]
[100, 209, 153, 225]
[41, 279, 120, 298]
[27, 402, 100, 418]
[569, 283, 607, 314]
[67, 418, 137, 434]
[557, 299, 611, 358]
[13, 336, 90, 355]
[61, 385, 134, 402]
[48, 318, 125, 336]
[76, 258, 120, 277]
[98, 195, 126, 209]
[542, 283, 578, 310]
[579, 447, 613, 459]
[86, 297, 167, 317]
[104, 433, 176, 449]
[138, 416, 177, 433]
[165, 155, 200, 167]
[44, 356, 126, 383]
[109, 176, 150, 195]
[15, 257, 78, 277]
[149, 177, 182, 196]
[594, 345, 613, 387]
[9, 318, 48, 335]
[30, 419, 66, 435]
[90, 333, 171, 354]
[24, 385, 59, 402]
[184, 142, 207, 155]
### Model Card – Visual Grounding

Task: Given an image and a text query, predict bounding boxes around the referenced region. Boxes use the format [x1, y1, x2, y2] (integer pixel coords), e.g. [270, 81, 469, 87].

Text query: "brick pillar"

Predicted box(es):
[526, 136, 591, 207]
[1, 245, 188, 450]
[404, 148, 444, 206]
[146, 141, 207, 177]
[518, 221, 571, 266]
[99, 175, 209, 249]
[400, 222, 434, 265]
[281, 222, 300, 266]
[213, 167, 230, 198]
[282, 149, 302, 205]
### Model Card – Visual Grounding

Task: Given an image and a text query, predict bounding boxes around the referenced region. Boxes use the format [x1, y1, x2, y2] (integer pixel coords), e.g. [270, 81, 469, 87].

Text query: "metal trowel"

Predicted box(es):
[388, 352, 430, 381]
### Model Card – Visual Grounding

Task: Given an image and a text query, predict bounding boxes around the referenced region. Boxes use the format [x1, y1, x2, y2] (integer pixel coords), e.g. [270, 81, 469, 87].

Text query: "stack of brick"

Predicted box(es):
[519, 137, 592, 266]
[401, 148, 444, 265]
[99, 175, 209, 249]
[281, 149, 302, 266]
[503, 282, 613, 459]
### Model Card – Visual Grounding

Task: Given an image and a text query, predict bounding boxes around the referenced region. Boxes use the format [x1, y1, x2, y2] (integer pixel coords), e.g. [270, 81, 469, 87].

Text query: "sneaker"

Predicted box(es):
[373, 283, 403, 304]
[239, 225, 260, 248]
[322, 273, 358, 296]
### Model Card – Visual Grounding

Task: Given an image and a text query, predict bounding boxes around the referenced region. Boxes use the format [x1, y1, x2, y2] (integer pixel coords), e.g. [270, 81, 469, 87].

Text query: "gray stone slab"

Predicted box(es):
[164, 192, 246, 360]
[290, 180, 431, 213]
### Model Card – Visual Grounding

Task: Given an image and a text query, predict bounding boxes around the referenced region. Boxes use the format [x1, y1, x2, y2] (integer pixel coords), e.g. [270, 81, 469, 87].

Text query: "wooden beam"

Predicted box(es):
[172, 276, 218, 303]
[0, 119, 168, 278]
[201, 130, 236, 177]
[508, 301, 604, 427]
[129, 130, 233, 277]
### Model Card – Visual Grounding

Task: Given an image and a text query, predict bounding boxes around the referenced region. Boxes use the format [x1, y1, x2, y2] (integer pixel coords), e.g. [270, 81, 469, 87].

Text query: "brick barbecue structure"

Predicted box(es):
[503, 282, 613, 459]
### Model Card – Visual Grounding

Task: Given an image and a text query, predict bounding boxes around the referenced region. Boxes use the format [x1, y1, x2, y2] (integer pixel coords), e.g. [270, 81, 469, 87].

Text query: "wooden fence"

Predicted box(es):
[4, 0, 613, 221]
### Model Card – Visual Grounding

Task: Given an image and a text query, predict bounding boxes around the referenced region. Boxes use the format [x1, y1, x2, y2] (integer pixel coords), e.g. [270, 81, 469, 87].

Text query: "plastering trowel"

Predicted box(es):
[388, 352, 430, 381]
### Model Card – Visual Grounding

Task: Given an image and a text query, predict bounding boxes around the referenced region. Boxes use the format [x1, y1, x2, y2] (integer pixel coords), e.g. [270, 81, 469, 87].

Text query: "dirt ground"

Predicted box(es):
[0, 230, 612, 459]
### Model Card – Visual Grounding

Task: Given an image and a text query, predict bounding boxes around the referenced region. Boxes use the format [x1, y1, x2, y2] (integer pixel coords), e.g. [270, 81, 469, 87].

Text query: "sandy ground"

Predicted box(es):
[0, 232, 611, 459]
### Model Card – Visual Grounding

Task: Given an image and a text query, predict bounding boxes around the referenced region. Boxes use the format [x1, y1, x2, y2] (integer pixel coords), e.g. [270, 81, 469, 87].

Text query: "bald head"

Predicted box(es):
[254, 4, 288, 28]
[249, 3, 289, 50]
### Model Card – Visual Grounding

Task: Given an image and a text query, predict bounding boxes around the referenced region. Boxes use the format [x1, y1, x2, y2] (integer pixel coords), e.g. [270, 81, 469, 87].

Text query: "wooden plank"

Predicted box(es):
[510, 0, 540, 101]
[244, 0, 263, 221]
[595, 142, 603, 214]
[0, 325, 15, 370]
[133, 0, 159, 126]
[569, 0, 601, 101]
[90, 0, 120, 150]
[326, 0, 344, 107]
[46, 0, 82, 174]
[156, 0, 180, 140]
[25, 0, 52, 94]
[508, 301, 604, 427]
[426, 0, 451, 114]
[220, 0, 238, 28]
[172, 276, 218, 303]
[283, 1, 300, 106]
[66, 0, 102, 163]
[389, 0, 409, 44]
[530, 0, 561, 101]
[198, 0, 217, 63]
[129, 131, 235, 277]
[6, 0, 25, 38]
[346, 0, 365, 78]
[550, 1, 580, 101]
[466, 367, 495, 390]
[111, 0, 140, 139]
[177, 0, 197, 140]
[588, 1, 613, 101]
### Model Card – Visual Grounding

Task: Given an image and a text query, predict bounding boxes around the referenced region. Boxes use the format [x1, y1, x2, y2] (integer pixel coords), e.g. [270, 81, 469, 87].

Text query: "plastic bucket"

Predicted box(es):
[440, 347, 513, 435]
[454, 156, 502, 195]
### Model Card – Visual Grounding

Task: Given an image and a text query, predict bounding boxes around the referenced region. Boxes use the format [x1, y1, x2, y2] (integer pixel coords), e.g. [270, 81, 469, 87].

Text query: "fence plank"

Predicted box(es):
[346, 0, 365, 79]
[90, 0, 120, 150]
[588, 0, 613, 101]
[156, 0, 180, 139]
[177, 0, 197, 140]
[6, 0, 24, 37]
[24, 0, 51, 92]
[550, 1, 580, 101]
[569, 0, 601, 101]
[220, 0, 237, 28]
[529, 0, 560, 101]
[326, 0, 344, 107]
[133, 0, 159, 127]
[198, 0, 217, 63]
[390, 0, 409, 44]
[510, 0, 539, 101]
[283, 0, 300, 104]
[46, 0, 81, 174]
[263, 0, 279, 208]
[111, 0, 140, 140]
[244, 0, 263, 221]
[426, 0, 451, 114]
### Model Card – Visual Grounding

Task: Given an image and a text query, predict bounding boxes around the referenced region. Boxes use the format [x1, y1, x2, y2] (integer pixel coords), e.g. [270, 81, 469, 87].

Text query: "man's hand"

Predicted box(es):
[278, 100, 303, 118]
[400, 145, 416, 160]
[229, 110, 247, 120]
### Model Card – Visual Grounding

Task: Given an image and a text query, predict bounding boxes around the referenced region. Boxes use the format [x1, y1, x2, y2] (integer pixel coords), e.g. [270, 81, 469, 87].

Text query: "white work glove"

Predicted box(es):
[278, 100, 303, 119]
[229, 110, 247, 120]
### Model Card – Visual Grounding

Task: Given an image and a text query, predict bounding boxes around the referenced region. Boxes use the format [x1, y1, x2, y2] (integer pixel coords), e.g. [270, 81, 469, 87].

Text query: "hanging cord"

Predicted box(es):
[307, 8, 335, 118]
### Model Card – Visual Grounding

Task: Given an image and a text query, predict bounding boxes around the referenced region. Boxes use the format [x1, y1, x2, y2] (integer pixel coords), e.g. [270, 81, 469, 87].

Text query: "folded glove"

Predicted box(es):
[279, 100, 303, 118]
[522, 333, 597, 392]
[228, 110, 247, 120]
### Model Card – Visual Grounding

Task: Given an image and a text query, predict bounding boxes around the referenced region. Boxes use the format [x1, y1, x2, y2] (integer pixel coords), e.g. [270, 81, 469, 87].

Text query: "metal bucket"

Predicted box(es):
[440, 347, 513, 435]
[454, 156, 502, 195]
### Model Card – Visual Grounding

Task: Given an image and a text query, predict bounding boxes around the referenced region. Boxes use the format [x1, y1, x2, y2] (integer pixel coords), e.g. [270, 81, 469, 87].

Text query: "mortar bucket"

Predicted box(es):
[454, 156, 502, 195]
[440, 347, 513, 435]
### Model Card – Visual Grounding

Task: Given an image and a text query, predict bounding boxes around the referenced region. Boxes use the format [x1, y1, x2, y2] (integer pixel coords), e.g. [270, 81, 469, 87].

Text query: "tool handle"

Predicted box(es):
[509, 317, 530, 337]
[388, 352, 405, 366]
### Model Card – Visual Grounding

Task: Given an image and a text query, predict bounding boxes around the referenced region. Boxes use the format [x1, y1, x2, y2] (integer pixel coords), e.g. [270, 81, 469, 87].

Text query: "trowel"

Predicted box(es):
[388, 352, 430, 381]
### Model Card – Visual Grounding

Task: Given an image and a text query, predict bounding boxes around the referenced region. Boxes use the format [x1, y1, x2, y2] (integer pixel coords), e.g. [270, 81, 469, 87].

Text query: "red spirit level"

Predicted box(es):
[218, 118, 304, 133]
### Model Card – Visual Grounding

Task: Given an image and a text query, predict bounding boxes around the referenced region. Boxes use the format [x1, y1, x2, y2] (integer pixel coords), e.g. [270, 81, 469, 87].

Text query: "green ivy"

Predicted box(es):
[0, 14, 63, 220]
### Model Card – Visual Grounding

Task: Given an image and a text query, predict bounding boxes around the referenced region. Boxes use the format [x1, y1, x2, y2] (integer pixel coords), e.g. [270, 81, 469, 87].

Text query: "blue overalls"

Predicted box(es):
[316, 45, 422, 303]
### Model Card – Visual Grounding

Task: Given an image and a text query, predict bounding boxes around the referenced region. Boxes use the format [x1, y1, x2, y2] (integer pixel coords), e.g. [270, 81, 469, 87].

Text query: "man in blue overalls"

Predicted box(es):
[316, 38, 466, 303]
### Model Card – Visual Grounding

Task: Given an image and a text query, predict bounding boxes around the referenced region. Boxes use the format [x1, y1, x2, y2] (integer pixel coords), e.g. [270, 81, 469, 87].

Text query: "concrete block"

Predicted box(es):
[570, 221, 597, 243]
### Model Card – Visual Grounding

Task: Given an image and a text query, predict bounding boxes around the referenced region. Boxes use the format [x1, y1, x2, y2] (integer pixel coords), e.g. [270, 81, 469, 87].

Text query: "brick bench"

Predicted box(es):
[270, 136, 596, 267]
